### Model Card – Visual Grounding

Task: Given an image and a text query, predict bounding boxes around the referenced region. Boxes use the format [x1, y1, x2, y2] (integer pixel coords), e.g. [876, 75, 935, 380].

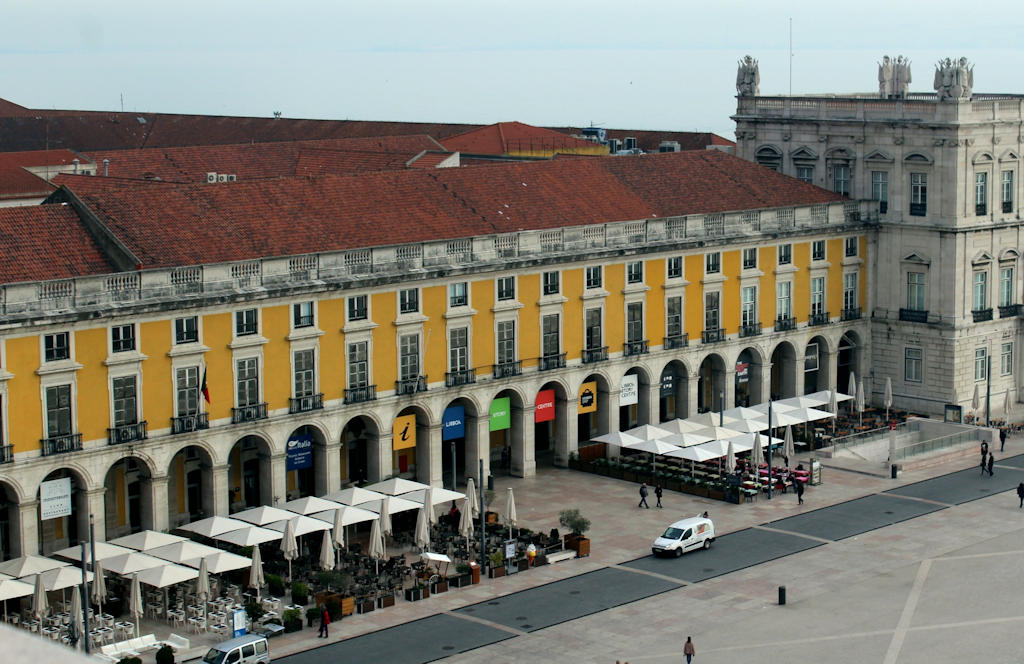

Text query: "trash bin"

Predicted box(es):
[778, 585, 786, 605]
[891, 464, 898, 479]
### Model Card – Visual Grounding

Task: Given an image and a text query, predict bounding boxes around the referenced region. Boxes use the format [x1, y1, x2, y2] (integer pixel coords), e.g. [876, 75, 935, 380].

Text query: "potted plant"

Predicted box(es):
[559, 508, 591, 557]
[487, 550, 506, 578]
[450, 563, 473, 588]
[265, 573, 284, 599]
[377, 589, 396, 608]
[282, 608, 303, 633]
[707, 480, 726, 501]
[291, 581, 309, 607]
[305, 606, 319, 628]
[404, 583, 429, 601]
[516, 557, 530, 572]
[567, 451, 581, 471]
[484, 490, 499, 523]
[325, 597, 345, 621]
[155, 644, 175, 664]
[431, 577, 449, 594]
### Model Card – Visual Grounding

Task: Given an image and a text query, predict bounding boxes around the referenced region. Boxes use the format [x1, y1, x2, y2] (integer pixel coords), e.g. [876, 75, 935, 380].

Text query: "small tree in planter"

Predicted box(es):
[265, 573, 285, 598]
[559, 508, 591, 555]
[305, 606, 319, 628]
[487, 550, 506, 578]
[282, 608, 303, 633]
[155, 644, 175, 664]
[291, 581, 309, 607]
[451, 563, 473, 588]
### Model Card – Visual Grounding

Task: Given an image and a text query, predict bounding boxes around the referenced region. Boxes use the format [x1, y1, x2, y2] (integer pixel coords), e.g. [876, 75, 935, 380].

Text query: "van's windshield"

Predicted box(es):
[662, 527, 684, 539]
[203, 649, 226, 664]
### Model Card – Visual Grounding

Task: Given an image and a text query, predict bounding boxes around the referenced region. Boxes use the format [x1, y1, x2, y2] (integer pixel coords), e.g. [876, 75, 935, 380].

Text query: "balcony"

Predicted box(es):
[623, 339, 649, 357]
[878, 200, 888, 214]
[899, 308, 929, 323]
[41, 433, 82, 457]
[289, 393, 324, 413]
[739, 322, 762, 338]
[775, 316, 796, 332]
[808, 311, 831, 327]
[972, 308, 993, 323]
[841, 306, 862, 321]
[171, 413, 209, 434]
[976, 203, 987, 216]
[344, 385, 377, 404]
[1004, 201, 1014, 214]
[909, 202, 927, 217]
[0, 445, 12, 464]
[446, 369, 476, 387]
[701, 328, 725, 344]
[232, 403, 268, 424]
[999, 304, 1021, 318]
[107, 421, 148, 446]
[395, 376, 428, 396]
[540, 353, 567, 371]
[582, 346, 608, 364]
[493, 360, 522, 379]
[294, 314, 314, 328]
[663, 334, 689, 350]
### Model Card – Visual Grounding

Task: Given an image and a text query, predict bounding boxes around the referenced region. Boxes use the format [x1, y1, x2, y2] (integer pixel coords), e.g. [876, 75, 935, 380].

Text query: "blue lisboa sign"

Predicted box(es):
[286, 435, 313, 470]
[442, 405, 465, 441]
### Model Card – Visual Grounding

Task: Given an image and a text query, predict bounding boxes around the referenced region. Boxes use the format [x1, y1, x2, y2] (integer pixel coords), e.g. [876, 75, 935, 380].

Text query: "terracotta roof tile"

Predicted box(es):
[0, 205, 114, 283]
[0, 149, 81, 199]
[441, 122, 601, 155]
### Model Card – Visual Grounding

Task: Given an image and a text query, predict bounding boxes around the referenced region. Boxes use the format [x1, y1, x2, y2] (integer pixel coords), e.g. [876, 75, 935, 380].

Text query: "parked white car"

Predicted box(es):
[651, 516, 715, 557]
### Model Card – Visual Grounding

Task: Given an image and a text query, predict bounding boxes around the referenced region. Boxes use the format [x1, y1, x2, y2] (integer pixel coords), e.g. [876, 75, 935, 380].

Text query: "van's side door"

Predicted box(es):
[681, 528, 694, 549]
[226, 649, 241, 664]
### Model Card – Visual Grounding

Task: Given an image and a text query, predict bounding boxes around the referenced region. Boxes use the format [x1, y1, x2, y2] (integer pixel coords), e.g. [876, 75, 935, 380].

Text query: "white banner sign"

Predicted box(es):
[40, 478, 72, 520]
[620, 374, 639, 406]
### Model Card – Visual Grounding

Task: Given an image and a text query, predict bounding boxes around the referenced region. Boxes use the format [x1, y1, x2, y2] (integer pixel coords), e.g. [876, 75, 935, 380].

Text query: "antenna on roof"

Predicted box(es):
[120, 93, 124, 112]
[789, 17, 794, 96]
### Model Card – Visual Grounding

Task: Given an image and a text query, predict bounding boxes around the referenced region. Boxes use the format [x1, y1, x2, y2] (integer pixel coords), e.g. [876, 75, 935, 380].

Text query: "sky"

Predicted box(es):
[2, 0, 1023, 138]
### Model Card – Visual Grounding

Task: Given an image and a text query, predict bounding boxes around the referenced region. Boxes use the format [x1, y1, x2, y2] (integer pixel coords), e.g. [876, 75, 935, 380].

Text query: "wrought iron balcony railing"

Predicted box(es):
[41, 433, 82, 457]
[663, 333, 689, 350]
[289, 393, 324, 413]
[623, 340, 649, 356]
[539, 353, 567, 371]
[899, 308, 929, 323]
[972, 308, 993, 323]
[445, 369, 476, 387]
[107, 421, 148, 445]
[493, 360, 522, 379]
[775, 316, 796, 331]
[809, 311, 831, 327]
[0, 444, 12, 464]
[841, 306, 862, 321]
[582, 347, 608, 364]
[395, 376, 428, 395]
[171, 413, 209, 435]
[231, 403, 268, 424]
[344, 385, 377, 404]
[701, 328, 725, 344]
[739, 322, 762, 338]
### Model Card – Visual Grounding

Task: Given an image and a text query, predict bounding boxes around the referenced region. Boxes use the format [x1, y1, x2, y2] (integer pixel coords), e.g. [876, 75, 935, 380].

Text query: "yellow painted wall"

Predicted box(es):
[422, 285, 446, 379]
[472, 278, 494, 371]
[563, 268, 583, 360]
[684, 255, 704, 337]
[519, 274, 540, 368]
[6, 336, 42, 452]
[758, 246, 775, 325]
[721, 251, 741, 332]
[140, 320, 172, 430]
[646, 259, 666, 344]
[372, 292, 397, 385]
[261, 305, 289, 408]
[319, 297, 344, 400]
[792, 243, 810, 321]
[826, 239, 845, 314]
[604, 265, 625, 349]
[76, 327, 109, 442]
[202, 313, 232, 419]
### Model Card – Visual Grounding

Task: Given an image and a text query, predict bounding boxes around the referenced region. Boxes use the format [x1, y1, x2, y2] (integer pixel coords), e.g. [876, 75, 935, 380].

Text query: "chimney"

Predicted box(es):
[103, 159, 110, 176]
[72, 158, 79, 174]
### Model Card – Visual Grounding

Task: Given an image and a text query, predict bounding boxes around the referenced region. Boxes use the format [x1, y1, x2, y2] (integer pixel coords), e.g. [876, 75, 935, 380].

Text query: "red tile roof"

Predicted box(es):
[0, 98, 29, 116]
[0, 149, 82, 200]
[441, 122, 600, 156]
[56, 150, 842, 272]
[0, 205, 114, 283]
[553, 127, 735, 152]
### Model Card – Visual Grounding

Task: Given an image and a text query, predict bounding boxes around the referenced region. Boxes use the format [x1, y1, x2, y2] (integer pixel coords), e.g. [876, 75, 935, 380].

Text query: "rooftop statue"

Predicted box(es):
[934, 57, 973, 101]
[878, 55, 910, 99]
[736, 55, 760, 97]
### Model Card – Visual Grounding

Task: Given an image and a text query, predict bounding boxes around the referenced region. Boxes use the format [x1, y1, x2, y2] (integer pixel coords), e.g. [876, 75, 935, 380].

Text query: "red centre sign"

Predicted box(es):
[535, 389, 556, 422]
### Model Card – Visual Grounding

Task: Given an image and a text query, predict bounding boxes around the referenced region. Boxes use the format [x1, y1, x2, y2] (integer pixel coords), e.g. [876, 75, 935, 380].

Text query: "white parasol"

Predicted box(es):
[884, 376, 893, 421]
[248, 545, 265, 602]
[503, 487, 517, 538]
[91, 560, 107, 613]
[280, 519, 298, 582]
[69, 582, 83, 650]
[318, 530, 334, 572]
[368, 516, 385, 574]
[414, 507, 431, 551]
[464, 477, 479, 519]
[751, 431, 765, 468]
[857, 377, 866, 426]
[783, 425, 796, 466]
[32, 573, 48, 620]
[196, 557, 210, 602]
[128, 573, 142, 637]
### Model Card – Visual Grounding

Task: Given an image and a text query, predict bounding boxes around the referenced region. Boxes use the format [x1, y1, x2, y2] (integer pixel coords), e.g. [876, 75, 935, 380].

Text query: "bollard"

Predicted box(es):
[778, 585, 786, 605]
[487, 474, 494, 491]
[891, 464, 898, 479]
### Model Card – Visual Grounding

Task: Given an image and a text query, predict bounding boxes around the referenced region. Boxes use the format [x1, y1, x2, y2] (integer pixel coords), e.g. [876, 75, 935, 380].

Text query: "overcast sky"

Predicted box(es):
[2, 0, 1022, 138]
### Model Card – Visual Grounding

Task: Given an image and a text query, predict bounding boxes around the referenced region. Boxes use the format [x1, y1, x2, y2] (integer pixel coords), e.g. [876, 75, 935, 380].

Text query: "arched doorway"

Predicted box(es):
[0, 481, 20, 561]
[534, 382, 569, 466]
[227, 435, 272, 513]
[284, 425, 328, 500]
[441, 397, 478, 488]
[37, 468, 88, 556]
[837, 331, 861, 393]
[167, 445, 214, 529]
[393, 406, 431, 483]
[489, 390, 525, 476]
[804, 336, 831, 394]
[104, 456, 154, 539]
[735, 347, 764, 407]
[341, 416, 378, 485]
[697, 354, 727, 412]
[771, 342, 798, 400]
[659, 361, 689, 422]
[577, 373, 611, 443]
[619, 367, 651, 430]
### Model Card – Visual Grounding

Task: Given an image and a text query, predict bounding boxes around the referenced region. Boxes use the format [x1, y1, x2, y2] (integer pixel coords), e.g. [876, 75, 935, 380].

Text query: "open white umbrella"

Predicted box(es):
[857, 377, 866, 426]
[234, 506, 295, 527]
[623, 438, 682, 476]
[464, 477, 479, 519]
[248, 545, 265, 602]
[280, 519, 298, 583]
[31, 573, 48, 620]
[135, 563, 198, 589]
[665, 444, 720, 481]
[694, 425, 744, 441]
[266, 515, 332, 537]
[53, 542, 133, 564]
[503, 487, 518, 539]
[368, 516, 385, 574]
[399, 486, 464, 508]
[414, 507, 430, 551]
[659, 419, 715, 434]
[722, 418, 769, 433]
[196, 557, 210, 602]
[176, 516, 250, 539]
[0, 576, 33, 623]
[148, 540, 221, 565]
[726, 441, 736, 473]
[661, 431, 713, 448]
[847, 371, 857, 413]
[331, 508, 346, 570]
[783, 425, 796, 466]
[884, 376, 893, 421]
[777, 396, 828, 410]
[101, 551, 165, 576]
[0, 555, 67, 578]
[128, 573, 142, 637]
[805, 389, 853, 406]
[90, 560, 106, 613]
[322, 487, 387, 505]
[624, 424, 674, 441]
[215, 525, 282, 547]
[283, 496, 345, 516]
[318, 529, 334, 572]
[109, 530, 187, 551]
[591, 430, 642, 448]
[181, 551, 251, 574]
[69, 582, 83, 650]
[365, 477, 431, 496]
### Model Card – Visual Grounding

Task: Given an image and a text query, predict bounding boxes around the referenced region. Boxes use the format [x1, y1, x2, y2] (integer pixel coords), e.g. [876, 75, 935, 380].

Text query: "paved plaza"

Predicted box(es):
[263, 438, 1024, 664]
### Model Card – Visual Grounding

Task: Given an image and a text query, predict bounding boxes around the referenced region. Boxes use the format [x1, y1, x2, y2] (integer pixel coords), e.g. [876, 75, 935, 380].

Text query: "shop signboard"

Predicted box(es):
[535, 390, 555, 423]
[489, 397, 511, 431]
[393, 414, 417, 450]
[40, 478, 72, 520]
[285, 435, 313, 471]
[232, 608, 247, 637]
[442, 406, 466, 440]
[578, 381, 597, 414]
[660, 372, 675, 397]
[735, 361, 749, 383]
[620, 374, 638, 406]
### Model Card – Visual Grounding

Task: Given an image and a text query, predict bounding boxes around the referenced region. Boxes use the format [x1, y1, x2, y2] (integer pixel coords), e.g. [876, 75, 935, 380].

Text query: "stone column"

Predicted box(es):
[606, 390, 621, 458]
[643, 379, 659, 427]
[86, 488, 106, 543]
[511, 406, 535, 478]
[376, 433, 393, 482]
[761, 361, 774, 403]
[323, 444, 342, 495]
[824, 349, 839, 393]
[555, 397, 576, 467]
[794, 363, 806, 397]
[687, 374, 701, 415]
[149, 475, 169, 532]
[269, 453, 286, 505]
[211, 464, 230, 516]
[17, 500, 39, 557]
[427, 424, 444, 487]
[471, 415, 491, 482]
[724, 369, 736, 411]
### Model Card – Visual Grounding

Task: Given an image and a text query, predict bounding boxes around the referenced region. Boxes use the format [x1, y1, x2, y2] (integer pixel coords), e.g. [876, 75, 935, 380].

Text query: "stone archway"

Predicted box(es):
[103, 456, 155, 539]
[37, 468, 89, 557]
[0, 480, 20, 561]
[534, 381, 569, 467]
[771, 341, 798, 400]
[441, 397, 480, 488]
[804, 336, 831, 394]
[341, 415, 379, 486]
[838, 331, 861, 394]
[489, 389, 526, 477]
[577, 373, 612, 443]
[393, 405, 432, 483]
[619, 366, 652, 430]
[227, 435, 273, 513]
[735, 347, 765, 407]
[697, 354, 727, 412]
[284, 424, 328, 500]
[659, 360, 690, 422]
[167, 445, 214, 529]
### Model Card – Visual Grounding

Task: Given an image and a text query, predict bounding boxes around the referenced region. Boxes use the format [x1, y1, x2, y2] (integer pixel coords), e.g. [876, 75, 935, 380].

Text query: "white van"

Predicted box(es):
[203, 634, 271, 664]
[651, 516, 715, 557]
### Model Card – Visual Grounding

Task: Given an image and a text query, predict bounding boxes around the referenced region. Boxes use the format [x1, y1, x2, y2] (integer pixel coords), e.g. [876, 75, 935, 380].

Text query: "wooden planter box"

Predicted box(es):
[431, 580, 449, 594]
[404, 587, 428, 602]
[485, 511, 499, 524]
[449, 573, 472, 588]
[340, 596, 355, 617]
[665, 479, 683, 492]
[681, 484, 707, 497]
[608, 467, 624, 480]
[470, 565, 481, 584]
[575, 537, 591, 557]
[488, 566, 506, 579]
[563, 533, 580, 551]
[516, 558, 530, 572]
[622, 470, 638, 483]
[707, 489, 726, 501]
[594, 465, 609, 476]
[355, 599, 375, 614]
[376, 594, 395, 609]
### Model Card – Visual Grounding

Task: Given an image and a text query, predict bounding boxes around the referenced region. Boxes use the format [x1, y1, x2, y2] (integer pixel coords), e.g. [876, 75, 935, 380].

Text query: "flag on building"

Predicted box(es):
[201, 368, 210, 403]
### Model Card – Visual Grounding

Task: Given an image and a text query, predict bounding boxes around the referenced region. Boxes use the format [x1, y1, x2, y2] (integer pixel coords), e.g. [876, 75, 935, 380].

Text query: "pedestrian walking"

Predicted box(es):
[794, 477, 805, 505]
[318, 604, 330, 638]
[683, 636, 696, 663]
[981, 440, 989, 456]
[655, 484, 664, 508]
[988, 454, 995, 476]
[981, 454, 988, 476]
[1016, 482, 1024, 508]
[1000, 428, 1007, 452]
[638, 482, 650, 509]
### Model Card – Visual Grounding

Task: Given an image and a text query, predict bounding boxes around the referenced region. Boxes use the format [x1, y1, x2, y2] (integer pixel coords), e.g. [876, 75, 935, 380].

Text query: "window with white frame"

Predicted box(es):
[176, 366, 200, 416]
[449, 328, 469, 372]
[542, 314, 560, 357]
[496, 277, 515, 301]
[44, 332, 70, 362]
[666, 296, 683, 338]
[449, 282, 468, 308]
[45, 384, 72, 437]
[705, 252, 720, 274]
[626, 302, 644, 342]
[496, 320, 516, 364]
[1000, 266, 1015, 307]
[1003, 170, 1014, 213]
[347, 295, 367, 322]
[175, 317, 198, 344]
[293, 302, 314, 328]
[845, 237, 858, 257]
[905, 347, 922, 382]
[812, 240, 825, 261]
[704, 292, 720, 331]
[348, 341, 369, 388]
[796, 166, 813, 183]
[112, 325, 136, 352]
[910, 173, 927, 216]
[810, 277, 825, 315]
[843, 272, 858, 311]
[236, 358, 260, 407]
[975, 172, 988, 215]
[833, 165, 851, 196]
[294, 349, 315, 398]
[235, 309, 257, 337]
[585, 266, 603, 289]
[742, 248, 757, 270]
[872, 171, 889, 213]
[666, 257, 683, 280]
[1002, 342, 1014, 376]
[542, 271, 560, 295]
[399, 333, 420, 381]
[907, 272, 926, 310]
[777, 281, 792, 319]
[626, 261, 643, 284]
[399, 288, 419, 314]
[975, 347, 988, 381]
[973, 271, 988, 311]
[777, 244, 792, 265]
[741, 286, 757, 326]
[585, 309, 602, 350]
[112, 376, 138, 427]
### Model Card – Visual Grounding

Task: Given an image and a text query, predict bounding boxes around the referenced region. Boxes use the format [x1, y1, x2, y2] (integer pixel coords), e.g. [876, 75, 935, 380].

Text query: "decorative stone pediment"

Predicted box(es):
[864, 149, 893, 163]
[999, 248, 1020, 262]
[999, 150, 1019, 162]
[790, 146, 818, 161]
[971, 151, 994, 164]
[971, 250, 994, 266]
[904, 152, 933, 164]
[901, 252, 931, 265]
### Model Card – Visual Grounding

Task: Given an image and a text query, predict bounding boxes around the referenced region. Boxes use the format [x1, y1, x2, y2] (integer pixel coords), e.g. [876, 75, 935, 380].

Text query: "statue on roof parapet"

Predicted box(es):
[934, 57, 973, 101]
[736, 55, 760, 97]
[878, 55, 911, 99]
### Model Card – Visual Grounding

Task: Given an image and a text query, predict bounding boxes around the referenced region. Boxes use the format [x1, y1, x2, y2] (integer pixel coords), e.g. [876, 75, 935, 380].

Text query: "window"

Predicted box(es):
[175, 367, 199, 416]
[347, 295, 367, 322]
[585, 309, 602, 349]
[449, 282, 468, 308]
[542, 271, 560, 295]
[910, 173, 927, 216]
[347, 341, 368, 388]
[742, 248, 757, 270]
[626, 261, 643, 284]
[975, 347, 988, 381]
[235, 310, 257, 337]
[1002, 170, 1014, 213]
[175, 317, 198, 344]
[666, 297, 682, 338]
[1002, 342, 1014, 376]
[626, 302, 644, 342]
[905, 347, 922, 382]
[777, 244, 792, 265]
[812, 240, 825, 261]
[845, 237, 858, 257]
[399, 289, 419, 314]
[833, 164, 850, 196]
[705, 252, 720, 274]
[907, 272, 926, 311]
[741, 286, 757, 326]
[975, 172, 988, 216]
[796, 166, 813, 183]
[399, 333, 420, 380]
[777, 281, 792, 319]
[973, 271, 988, 311]
[497, 277, 515, 301]
[294, 349, 315, 398]
[810, 277, 825, 315]
[449, 327, 469, 372]
[542, 314, 560, 356]
[1000, 267, 1015, 307]
[872, 171, 889, 213]
[45, 385, 72, 437]
[112, 376, 138, 427]
[236, 358, 259, 407]
[293, 301, 314, 328]
[44, 332, 70, 362]
[585, 266, 603, 289]
[666, 257, 682, 279]
[111, 325, 135, 352]
[843, 272, 858, 310]
[704, 292, 720, 331]
[496, 320, 516, 364]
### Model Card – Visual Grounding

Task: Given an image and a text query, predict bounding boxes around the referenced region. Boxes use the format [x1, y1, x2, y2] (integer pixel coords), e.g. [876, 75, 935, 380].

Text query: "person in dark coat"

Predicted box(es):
[683, 636, 696, 663]
[981, 454, 988, 476]
[318, 604, 330, 638]
[1000, 428, 1007, 452]
[638, 482, 649, 509]
[988, 454, 995, 476]
[1016, 482, 1024, 508]
[654, 484, 664, 508]
[794, 477, 805, 505]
